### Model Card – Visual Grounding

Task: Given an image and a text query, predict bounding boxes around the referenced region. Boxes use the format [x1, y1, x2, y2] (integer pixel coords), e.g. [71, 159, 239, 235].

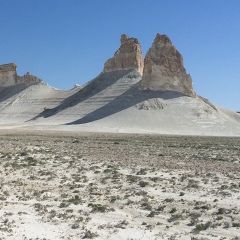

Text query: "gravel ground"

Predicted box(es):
[0, 131, 240, 239]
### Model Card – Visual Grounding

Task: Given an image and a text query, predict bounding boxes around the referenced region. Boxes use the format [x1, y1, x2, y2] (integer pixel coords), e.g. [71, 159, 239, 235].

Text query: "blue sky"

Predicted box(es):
[0, 0, 239, 111]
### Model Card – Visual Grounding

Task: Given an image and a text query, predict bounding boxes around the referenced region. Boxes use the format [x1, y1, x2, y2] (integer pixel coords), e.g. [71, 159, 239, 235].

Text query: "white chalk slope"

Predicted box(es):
[0, 70, 239, 136]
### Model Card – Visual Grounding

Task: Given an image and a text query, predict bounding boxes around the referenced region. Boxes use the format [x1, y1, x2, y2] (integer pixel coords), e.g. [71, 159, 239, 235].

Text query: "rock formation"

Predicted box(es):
[17, 72, 42, 85]
[140, 34, 195, 96]
[103, 34, 144, 74]
[0, 63, 42, 86]
[0, 63, 17, 86]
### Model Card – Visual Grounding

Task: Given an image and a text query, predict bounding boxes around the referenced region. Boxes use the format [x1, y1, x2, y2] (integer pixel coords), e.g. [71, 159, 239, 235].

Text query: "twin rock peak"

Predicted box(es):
[103, 33, 195, 97]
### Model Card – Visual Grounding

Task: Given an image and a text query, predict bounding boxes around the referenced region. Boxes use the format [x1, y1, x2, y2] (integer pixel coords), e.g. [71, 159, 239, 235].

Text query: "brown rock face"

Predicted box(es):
[103, 34, 144, 74]
[140, 34, 195, 96]
[0, 63, 42, 86]
[0, 63, 18, 86]
[17, 72, 42, 85]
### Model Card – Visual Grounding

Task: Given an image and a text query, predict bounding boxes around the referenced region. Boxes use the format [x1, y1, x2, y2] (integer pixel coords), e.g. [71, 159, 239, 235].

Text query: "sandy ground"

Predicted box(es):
[0, 131, 240, 240]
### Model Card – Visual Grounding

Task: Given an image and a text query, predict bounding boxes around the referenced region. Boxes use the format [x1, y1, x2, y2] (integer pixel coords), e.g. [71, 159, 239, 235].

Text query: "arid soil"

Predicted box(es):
[0, 131, 240, 239]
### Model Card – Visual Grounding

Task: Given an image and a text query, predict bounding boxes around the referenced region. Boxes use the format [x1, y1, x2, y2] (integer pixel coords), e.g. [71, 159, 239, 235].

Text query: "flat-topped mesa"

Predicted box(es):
[0, 63, 42, 86]
[103, 34, 144, 74]
[140, 33, 195, 96]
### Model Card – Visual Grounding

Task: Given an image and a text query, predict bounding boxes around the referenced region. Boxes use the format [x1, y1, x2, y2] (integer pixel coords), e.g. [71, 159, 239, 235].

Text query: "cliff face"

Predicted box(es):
[103, 33, 195, 96]
[103, 34, 144, 74]
[0, 63, 18, 86]
[0, 63, 42, 86]
[140, 34, 195, 96]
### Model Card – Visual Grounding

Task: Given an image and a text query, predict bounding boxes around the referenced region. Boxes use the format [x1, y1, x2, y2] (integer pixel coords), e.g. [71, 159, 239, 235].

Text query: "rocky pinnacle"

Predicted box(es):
[103, 34, 144, 74]
[140, 34, 195, 96]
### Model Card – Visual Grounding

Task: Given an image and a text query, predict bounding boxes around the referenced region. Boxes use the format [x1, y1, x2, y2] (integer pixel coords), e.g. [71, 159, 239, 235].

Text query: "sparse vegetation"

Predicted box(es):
[0, 133, 239, 239]
[192, 221, 212, 233]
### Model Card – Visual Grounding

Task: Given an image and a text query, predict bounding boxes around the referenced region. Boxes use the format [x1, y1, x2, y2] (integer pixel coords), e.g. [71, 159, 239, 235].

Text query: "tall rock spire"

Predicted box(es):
[103, 34, 144, 74]
[140, 33, 195, 96]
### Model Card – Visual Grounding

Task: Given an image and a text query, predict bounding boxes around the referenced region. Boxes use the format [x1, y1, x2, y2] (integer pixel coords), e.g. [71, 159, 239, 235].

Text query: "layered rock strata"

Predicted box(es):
[140, 34, 195, 96]
[103, 34, 144, 74]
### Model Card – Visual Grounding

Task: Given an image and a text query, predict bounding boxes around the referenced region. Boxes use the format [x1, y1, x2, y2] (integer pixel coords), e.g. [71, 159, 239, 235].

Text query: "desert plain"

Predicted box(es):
[0, 33, 240, 240]
[0, 130, 239, 240]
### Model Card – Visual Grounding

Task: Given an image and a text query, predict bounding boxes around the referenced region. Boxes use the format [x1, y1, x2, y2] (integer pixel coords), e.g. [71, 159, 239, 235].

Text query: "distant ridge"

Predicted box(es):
[0, 33, 239, 136]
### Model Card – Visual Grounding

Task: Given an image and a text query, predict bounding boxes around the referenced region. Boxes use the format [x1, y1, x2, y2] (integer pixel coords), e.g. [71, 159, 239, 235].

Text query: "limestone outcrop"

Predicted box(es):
[0, 63, 42, 86]
[140, 34, 195, 96]
[0, 63, 17, 86]
[103, 34, 144, 74]
[17, 72, 42, 85]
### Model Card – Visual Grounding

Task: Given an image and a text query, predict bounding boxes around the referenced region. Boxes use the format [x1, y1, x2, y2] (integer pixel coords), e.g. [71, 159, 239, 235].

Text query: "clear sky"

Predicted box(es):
[0, 0, 239, 111]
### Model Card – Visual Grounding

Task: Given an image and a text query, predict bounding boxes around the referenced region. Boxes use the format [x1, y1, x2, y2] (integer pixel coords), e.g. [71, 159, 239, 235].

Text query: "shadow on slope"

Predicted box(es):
[0, 83, 29, 103]
[66, 87, 188, 125]
[30, 70, 135, 120]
